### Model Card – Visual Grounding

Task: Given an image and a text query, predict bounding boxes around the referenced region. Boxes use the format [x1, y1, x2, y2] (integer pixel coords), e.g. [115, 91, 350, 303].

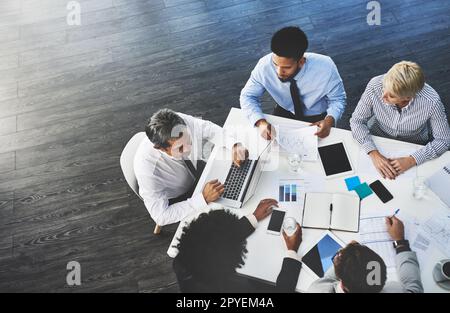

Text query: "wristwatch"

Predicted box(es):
[392, 239, 409, 249]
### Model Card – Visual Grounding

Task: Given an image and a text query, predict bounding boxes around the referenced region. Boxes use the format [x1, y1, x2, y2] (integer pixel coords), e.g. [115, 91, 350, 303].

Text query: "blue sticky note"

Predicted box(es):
[345, 176, 361, 191]
[354, 183, 373, 199]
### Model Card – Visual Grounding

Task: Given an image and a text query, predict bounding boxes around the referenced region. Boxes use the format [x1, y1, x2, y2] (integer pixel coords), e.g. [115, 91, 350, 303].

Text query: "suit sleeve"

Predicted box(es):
[395, 251, 424, 293]
[236, 217, 256, 240]
[276, 257, 302, 292]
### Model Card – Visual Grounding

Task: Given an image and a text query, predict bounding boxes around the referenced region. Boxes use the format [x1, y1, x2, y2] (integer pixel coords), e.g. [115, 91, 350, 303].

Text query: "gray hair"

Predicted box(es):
[145, 109, 186, 149]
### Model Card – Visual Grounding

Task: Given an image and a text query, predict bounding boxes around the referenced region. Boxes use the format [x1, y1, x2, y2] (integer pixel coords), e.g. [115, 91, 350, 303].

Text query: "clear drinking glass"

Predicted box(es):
[413, 176, 427, 200]
[283, 217, 297, 236]
[287, 153, 303, 173]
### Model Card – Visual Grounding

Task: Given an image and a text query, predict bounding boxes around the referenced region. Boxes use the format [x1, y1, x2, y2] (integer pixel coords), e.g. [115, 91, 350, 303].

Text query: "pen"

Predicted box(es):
[391, 209, 400, 218]
[386, 209, 400, 225]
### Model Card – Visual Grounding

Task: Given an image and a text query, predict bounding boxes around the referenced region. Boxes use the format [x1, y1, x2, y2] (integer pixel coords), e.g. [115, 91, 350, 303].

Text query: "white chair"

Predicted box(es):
[120, 132, 161, 235]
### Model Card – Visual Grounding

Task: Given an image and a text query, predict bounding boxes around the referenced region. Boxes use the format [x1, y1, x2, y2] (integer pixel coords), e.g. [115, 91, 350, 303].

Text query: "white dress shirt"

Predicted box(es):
[134, 113, 236, 226]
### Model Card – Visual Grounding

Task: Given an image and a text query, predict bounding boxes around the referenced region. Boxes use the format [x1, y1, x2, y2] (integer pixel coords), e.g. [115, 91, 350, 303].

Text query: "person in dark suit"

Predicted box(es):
[173, 199, 303, 293]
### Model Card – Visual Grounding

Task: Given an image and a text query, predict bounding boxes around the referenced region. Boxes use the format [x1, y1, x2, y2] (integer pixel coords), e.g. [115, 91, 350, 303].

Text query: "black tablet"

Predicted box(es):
[318, 142, 354, 178]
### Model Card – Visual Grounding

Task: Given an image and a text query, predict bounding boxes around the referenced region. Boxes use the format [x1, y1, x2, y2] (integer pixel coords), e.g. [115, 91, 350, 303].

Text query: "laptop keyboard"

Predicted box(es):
[222, 160, 253, 201]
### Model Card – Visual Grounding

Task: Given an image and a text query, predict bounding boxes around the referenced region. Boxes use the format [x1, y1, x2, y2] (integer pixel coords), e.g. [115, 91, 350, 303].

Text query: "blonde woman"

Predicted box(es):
[350, 61, 450, 179]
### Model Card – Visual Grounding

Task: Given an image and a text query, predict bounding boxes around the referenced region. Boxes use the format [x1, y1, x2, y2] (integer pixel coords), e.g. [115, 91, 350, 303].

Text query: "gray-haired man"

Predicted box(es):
[134, 109, 248, 226]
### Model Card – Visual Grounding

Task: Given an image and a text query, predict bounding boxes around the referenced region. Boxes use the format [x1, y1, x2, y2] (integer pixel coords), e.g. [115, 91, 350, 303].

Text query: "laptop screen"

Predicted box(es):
[241, 142, 272, 203]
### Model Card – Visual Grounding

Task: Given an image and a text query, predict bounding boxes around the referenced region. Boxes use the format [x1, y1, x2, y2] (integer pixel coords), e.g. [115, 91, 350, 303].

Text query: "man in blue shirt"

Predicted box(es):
[240, 26, 347, 139]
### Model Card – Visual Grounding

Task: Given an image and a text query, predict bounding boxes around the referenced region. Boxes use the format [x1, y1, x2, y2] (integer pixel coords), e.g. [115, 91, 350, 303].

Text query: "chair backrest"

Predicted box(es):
[120, 132, 147, 201]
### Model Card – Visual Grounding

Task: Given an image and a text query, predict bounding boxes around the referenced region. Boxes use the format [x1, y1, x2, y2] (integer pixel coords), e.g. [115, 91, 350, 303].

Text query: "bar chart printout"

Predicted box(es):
[278, 176, 325, 203]
[279, 183, 298, 202]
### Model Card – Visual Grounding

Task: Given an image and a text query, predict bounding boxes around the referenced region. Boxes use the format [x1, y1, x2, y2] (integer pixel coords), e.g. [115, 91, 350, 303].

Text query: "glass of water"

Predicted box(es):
[413, 176, 427, 199]
[283, 217, 298, 236]
[287, 153, 303, 173]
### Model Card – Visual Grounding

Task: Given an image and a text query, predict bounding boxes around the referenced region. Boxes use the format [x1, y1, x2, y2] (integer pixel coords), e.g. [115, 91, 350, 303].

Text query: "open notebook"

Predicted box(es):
[302, 193, 361, 232]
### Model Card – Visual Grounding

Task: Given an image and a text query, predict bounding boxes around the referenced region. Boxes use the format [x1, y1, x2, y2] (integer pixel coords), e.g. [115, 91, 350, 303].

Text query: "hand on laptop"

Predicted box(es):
[202, 179, 225, 203]
[253, 198, 278, 222]
[255, 119, 276, 141]
[232, 143, 249, 168]
[282, 224, 302, 252]
[368, 150, 398, 180]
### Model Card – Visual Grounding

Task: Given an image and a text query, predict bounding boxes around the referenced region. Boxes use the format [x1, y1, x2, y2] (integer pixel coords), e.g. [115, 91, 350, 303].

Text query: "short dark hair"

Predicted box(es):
[145, 109, 186, 149]
[271, 26, 308, 60]
[334, 243, 387, 293]
[176, 210, 248, 283]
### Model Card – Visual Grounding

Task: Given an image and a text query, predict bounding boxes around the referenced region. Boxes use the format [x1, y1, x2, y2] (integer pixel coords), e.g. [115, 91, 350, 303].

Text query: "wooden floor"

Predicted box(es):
[0, 0, 449, 292]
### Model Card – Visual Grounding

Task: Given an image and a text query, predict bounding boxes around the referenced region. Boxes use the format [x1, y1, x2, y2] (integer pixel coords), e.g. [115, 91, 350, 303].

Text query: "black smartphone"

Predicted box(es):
[369, 180, 393, 203]
[267, 209, 286, 235]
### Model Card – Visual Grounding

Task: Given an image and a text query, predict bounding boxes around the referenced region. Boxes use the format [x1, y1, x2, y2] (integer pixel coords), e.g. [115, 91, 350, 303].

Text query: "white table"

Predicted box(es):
[167, 108, 450, 293]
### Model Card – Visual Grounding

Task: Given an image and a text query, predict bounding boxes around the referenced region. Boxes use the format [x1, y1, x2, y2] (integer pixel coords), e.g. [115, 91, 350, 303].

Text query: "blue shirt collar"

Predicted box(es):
[270, 53, 308, 82]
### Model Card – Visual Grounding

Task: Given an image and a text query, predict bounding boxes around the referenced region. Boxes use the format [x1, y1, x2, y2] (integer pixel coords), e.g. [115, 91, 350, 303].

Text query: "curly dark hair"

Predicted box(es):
[271, 26, 308, 60]
[334, 242, 387, 293]
[176, 210, 248, 283]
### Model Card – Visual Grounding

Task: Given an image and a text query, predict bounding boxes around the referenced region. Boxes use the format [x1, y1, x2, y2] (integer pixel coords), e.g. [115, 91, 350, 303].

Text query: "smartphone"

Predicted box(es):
[267, 209, 286, 235]
[369, 180, 393, 203]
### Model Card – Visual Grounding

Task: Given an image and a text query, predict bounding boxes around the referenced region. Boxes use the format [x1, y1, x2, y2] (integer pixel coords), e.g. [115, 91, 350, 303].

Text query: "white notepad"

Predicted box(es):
[302, 193, 361, 232]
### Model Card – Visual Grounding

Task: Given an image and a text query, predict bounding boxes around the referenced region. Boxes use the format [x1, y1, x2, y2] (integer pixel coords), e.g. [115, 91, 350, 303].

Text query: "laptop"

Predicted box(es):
[203, 142, 272, 208]
[425, 163, 450, 208]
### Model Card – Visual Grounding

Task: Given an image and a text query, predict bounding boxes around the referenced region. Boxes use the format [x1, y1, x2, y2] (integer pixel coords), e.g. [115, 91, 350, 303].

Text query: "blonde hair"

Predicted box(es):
[383, 61, 425, 98]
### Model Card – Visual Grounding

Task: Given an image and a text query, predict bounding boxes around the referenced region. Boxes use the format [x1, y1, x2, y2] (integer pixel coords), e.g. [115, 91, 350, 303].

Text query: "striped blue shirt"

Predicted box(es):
[240, 52, 347, 126]
[350, 75, 450, 165]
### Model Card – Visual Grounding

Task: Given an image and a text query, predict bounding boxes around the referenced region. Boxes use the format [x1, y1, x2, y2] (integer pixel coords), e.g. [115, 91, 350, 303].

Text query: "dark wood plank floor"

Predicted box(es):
[0, 0, 449, 292]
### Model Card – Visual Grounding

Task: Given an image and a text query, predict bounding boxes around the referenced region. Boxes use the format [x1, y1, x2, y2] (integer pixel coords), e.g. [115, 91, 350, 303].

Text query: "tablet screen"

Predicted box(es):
[318, 143, 352, 176]
[302, 234, 343, 278]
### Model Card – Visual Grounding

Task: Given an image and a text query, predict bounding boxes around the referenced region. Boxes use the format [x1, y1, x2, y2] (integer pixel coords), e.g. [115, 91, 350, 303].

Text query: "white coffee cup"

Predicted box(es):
[434, 259, 450, 283]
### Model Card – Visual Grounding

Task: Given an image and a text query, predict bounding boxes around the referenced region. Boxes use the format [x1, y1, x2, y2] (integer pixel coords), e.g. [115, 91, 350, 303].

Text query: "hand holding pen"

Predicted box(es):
[385, 209, 405, 241]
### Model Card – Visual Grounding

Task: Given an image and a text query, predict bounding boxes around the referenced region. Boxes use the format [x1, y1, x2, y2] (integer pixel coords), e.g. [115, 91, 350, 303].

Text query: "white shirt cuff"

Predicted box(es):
[245, 214, 258, 229]
[223, 133, 239, 150]
[286, 250, 302, 261]
[190, 191, 208, 209]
